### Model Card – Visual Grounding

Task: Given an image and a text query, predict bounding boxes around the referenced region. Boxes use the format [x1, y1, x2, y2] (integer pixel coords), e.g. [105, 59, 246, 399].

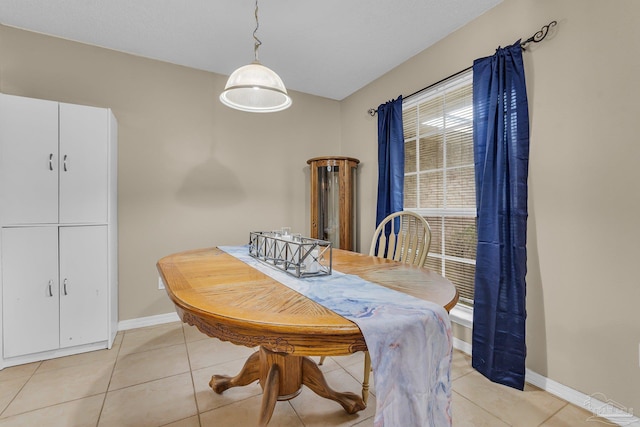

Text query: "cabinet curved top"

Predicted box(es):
[307, 156, 360, 165]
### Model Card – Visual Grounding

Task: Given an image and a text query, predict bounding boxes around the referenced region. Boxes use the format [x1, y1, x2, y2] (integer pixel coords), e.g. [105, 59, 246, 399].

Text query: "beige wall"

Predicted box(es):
[0, 25, 342, 321]
[342, 0, 640, 414]
[1, 0, 639, 415]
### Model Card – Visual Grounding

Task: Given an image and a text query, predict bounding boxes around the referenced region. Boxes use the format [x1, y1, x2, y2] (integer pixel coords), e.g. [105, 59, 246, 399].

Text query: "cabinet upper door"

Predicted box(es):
[1, 226, 60, 358]
[59, 103, 109, 224]
[59, 226, 108, 348]
[0, 94, 59, 225]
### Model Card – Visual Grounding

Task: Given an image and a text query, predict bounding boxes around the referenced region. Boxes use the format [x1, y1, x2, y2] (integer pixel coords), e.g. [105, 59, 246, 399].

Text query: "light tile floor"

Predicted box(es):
[0, 321, 612, 426]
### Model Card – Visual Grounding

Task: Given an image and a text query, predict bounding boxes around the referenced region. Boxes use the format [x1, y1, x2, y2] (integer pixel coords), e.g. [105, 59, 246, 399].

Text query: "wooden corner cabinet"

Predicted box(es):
[307, 156, 359, 251]
[0, 93, 118, 369]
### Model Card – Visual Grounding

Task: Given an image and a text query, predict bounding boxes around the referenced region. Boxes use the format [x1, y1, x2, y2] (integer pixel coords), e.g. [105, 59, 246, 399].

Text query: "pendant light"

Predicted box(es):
[220, 0, 292, 113]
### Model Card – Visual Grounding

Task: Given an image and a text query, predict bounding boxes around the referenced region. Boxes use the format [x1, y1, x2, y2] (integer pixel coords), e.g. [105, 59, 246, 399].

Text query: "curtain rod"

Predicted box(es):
[367, 20, 557, 117]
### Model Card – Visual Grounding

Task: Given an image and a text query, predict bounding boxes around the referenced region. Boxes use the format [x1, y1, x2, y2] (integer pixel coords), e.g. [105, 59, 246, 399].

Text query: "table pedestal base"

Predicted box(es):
[210, 347, 366, 426]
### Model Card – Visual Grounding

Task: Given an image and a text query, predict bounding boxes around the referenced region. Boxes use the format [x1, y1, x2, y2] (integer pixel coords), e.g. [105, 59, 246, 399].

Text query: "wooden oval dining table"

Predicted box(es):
[157, 246, 458, 426]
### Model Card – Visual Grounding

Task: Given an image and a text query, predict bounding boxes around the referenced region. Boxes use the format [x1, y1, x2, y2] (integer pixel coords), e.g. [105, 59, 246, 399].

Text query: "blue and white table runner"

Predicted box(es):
[220, 246, 453, 427]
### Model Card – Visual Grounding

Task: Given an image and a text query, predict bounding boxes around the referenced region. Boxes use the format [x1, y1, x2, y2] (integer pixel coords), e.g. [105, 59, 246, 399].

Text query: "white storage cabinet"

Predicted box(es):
[0, 94, 117, 368]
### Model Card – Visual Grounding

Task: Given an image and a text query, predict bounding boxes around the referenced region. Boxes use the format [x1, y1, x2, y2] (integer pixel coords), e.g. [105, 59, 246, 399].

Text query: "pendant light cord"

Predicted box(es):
[253, 0, 261, 62]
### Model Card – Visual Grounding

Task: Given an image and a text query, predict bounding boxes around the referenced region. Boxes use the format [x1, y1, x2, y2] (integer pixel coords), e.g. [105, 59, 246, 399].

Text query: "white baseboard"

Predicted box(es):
[450, 304, 473, 329]
[526, 369, 639, 426]
[452, 339, 639, 426]
[1, 341, 109, 370]
[117, 312, 180, 331]
[453, 336, 472, 355]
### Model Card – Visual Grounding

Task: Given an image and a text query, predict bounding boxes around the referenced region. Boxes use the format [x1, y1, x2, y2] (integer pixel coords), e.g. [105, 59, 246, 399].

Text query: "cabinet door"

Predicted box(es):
[0, 94, 59, 225]
[1, 227, 59, 358]
[59, 103, 109, 224]
[59, 226, 108, 348]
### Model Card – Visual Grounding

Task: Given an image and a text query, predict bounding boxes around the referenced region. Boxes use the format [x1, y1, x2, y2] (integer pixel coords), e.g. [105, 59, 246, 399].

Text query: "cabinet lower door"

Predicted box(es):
[1, 227, 59, 358]
[59, 226, 108, 348]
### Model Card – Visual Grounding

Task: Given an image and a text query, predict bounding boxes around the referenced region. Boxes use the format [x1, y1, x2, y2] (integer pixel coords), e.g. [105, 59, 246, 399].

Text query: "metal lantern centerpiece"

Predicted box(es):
[249, 231, 332, 278]
[307, 157, 359, 251]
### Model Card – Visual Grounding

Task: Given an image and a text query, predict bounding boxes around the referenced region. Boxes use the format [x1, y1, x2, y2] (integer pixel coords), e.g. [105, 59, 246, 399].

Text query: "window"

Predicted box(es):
[403, 70, 476, 306]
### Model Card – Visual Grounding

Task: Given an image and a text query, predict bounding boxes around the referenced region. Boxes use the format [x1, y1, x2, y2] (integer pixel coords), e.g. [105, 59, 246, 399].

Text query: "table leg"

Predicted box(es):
[210, 350, 261, 393]
[301, 356, 367, 414]
[258, 347, 303, 400]
[210, 346, 366, 425]
[258, 364, 280, 427]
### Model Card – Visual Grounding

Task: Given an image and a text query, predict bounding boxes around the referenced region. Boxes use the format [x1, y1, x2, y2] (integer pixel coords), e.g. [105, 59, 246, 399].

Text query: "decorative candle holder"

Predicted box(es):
[249, 231, 332, 278]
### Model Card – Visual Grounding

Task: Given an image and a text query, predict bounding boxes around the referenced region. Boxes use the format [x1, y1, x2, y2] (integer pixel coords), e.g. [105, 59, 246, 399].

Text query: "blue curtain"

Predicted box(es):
[471, 42, 530, 390]
[376, 96, 404, 228]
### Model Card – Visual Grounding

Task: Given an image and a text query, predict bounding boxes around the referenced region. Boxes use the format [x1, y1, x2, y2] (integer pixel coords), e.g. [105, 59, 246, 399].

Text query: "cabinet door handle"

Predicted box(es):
[49, 154, 54, 171]
[47, 280, 54, 297]
[63, 154, 68, 172]
[63, 278, 68, 295]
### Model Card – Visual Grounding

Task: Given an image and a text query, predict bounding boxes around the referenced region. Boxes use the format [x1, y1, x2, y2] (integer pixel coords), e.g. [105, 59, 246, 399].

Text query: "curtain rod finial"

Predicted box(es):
[521, 20, 557, 50]
[368, 108, 377, 116]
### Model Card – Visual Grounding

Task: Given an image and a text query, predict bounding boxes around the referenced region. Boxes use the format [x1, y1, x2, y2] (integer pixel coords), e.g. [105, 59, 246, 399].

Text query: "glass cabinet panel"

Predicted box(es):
[307, 157, 359, 251]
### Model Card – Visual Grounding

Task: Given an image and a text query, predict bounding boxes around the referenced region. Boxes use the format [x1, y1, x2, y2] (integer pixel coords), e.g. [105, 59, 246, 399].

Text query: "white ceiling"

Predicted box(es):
[0, 0, 502, 100]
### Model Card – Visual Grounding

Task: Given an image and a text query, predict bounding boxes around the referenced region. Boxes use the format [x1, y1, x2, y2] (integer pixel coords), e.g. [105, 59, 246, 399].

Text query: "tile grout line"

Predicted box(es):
[450, 356, 511, 425]
[1, 335, 121, 423]
[0, 360, 42, 419]
[95, 331, 126, 427]
[452, 389, 513, 426]
[99, 324, 199, 426]
[182, 323, 204, 427]
[451, 359, 576, 427]
[535, 402, 569, 427]
[286, 394, 306, 426]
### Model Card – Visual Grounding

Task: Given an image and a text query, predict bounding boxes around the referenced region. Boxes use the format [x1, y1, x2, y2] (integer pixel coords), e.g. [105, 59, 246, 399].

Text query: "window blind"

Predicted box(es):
[403, 70, 476, 305]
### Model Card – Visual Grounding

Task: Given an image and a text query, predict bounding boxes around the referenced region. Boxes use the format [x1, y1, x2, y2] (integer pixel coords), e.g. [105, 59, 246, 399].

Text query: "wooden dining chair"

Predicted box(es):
[369, 210, 432, 267]
[320, 210, 433, 404]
